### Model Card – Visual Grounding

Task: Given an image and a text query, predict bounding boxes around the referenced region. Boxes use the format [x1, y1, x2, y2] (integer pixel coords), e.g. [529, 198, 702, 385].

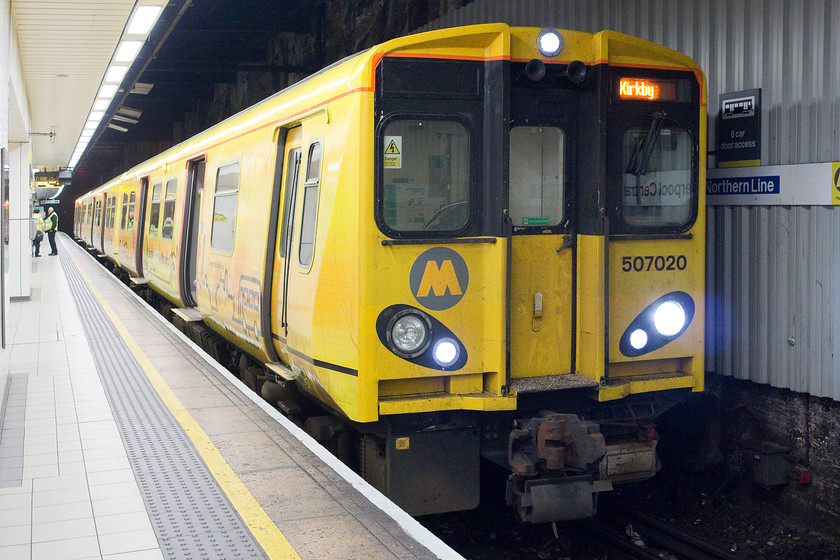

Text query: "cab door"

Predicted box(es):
[507, 88, 576, 381]
[181, 159, 205, 306]
[270, 127, 302, 352]
[135, 178, 149, 277]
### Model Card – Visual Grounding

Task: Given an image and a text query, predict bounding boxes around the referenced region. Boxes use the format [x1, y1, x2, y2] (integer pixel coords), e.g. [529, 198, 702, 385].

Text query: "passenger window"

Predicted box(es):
[298, 142, 321, 267]
[380, 119, 471, 232]
[148, 183, 162, 238]
[279, 148, 301, 259]
[161, 179, 177, 240]
[509, 126, 565, 228]
[211, 163, 240, 253]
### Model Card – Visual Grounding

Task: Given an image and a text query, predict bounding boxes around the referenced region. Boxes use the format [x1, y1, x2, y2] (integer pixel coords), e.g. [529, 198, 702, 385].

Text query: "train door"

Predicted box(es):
[135, 178, 149, 277]
[269, 127, 302, 348]
[507, 87, 577, 381]
[180, 159, 205, 306]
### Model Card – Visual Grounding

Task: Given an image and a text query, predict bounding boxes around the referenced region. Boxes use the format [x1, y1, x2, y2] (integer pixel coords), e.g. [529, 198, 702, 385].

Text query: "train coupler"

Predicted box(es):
[506, 413, 612, 522]
[506, 474, 612, 523]
[508, 413, 607, 476]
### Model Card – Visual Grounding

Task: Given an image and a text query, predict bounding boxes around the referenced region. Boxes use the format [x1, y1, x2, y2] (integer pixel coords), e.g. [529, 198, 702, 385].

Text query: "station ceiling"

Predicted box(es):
[13, 0, 136, 169]
[15, 0, 322, 191]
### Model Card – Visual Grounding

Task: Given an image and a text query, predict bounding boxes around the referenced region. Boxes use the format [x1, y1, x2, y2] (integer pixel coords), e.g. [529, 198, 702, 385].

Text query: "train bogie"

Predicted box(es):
[76, 23, 706, 522]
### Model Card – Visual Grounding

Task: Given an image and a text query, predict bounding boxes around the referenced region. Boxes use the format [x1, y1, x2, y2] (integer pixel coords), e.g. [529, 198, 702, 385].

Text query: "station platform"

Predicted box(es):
[0, 233, 463, 560]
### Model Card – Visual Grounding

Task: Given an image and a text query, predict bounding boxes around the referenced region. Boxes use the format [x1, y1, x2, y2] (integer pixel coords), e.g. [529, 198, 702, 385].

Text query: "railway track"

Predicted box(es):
[595, 505, 741, 560]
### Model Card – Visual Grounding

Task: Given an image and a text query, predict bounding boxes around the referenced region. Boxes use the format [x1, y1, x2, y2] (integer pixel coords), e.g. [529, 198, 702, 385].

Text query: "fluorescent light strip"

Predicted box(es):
[127, 5, 163, 35]
[105, 65, 129, 83]
[69, 3, 168, 168]
[114, 40, 143, 62]
[98, 84, 119, 99]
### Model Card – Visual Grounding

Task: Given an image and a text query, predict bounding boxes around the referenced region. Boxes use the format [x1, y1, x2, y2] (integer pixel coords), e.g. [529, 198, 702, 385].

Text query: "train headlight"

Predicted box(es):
[433, 338, 460, 368]
[390, 312, 431, 357]
[653, 301, 686, 336]
[537, 29, 563, 57]
[619, 291, 695, 358]
[629, 329, 649, 350]
[377, 305, 468, 370]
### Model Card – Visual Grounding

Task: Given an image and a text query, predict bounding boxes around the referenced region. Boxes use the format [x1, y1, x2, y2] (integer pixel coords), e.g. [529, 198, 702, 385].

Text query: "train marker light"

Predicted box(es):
[629, 329, 649, 350]
[653, 300, 686, 336]
[433, 338, 460, 367]
[537, 30, 563, 57]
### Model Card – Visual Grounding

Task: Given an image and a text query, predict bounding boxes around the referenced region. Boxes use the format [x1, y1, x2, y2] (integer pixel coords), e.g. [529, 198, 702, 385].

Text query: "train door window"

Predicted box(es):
[148, 183, 163, 238]
[107, 196, 115, 228]
[120, 194, 128, 230]
[621, 124, 693, 228]
[279, 148, 301, 259]
[380, 119, 471, 233]
[94, 200, 102, 227]
[128, 191, 136, 231]
[161, 179, 177, 240]
[210, 162, 240, 253]
[509, 126, 565, 228]
[298, 142, 321, 268]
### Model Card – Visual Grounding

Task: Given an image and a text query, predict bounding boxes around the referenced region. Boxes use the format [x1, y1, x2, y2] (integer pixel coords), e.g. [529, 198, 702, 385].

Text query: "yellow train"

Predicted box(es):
[75, 24, 706, 522]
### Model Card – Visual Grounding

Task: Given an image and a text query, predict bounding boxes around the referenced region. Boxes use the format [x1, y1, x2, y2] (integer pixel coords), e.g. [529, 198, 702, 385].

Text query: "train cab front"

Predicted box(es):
[363, 24, 705, 523]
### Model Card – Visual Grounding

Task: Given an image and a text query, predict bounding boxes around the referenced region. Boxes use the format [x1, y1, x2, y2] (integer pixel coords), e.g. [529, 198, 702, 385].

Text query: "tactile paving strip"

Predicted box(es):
[60, 251, 267, 559]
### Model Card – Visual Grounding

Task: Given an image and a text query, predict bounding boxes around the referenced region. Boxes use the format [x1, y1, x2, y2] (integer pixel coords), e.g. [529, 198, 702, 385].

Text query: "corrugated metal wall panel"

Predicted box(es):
[708, 206, 840, 400]
[420, 1, 840, 400]
[420, 0, 840, 164]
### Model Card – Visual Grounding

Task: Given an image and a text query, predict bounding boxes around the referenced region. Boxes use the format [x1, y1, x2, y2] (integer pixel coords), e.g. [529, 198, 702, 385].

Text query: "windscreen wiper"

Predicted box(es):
[626, 111, 666, 177]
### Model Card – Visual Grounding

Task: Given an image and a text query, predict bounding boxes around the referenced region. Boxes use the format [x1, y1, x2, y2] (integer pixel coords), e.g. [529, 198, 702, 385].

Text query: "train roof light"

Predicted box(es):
[537, 30, 563, 57]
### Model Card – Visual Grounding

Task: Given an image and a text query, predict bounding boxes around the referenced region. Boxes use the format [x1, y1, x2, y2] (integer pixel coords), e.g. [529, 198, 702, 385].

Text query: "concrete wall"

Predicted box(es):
[710, 374, 840, 532]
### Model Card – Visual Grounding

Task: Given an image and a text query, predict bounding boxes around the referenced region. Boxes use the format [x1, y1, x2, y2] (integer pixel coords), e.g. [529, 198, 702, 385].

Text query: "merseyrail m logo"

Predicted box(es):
[409, 247, 469, 311]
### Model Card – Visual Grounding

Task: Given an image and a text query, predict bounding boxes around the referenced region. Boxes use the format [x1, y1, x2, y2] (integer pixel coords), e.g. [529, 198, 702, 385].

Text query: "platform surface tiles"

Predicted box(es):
[0, 233, 462, 560]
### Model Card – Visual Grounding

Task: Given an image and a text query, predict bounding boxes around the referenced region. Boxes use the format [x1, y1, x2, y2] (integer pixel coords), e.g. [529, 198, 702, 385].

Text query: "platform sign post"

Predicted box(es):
[717, 89, 761, 168]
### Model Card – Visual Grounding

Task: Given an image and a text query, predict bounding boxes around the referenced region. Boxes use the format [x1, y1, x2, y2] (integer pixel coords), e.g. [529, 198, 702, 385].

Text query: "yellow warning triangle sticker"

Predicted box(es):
[385, 140, 400, 154]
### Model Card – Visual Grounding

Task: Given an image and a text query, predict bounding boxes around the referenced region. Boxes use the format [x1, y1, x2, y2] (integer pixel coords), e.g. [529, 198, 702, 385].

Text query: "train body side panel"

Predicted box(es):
[269, 92, 364, 419]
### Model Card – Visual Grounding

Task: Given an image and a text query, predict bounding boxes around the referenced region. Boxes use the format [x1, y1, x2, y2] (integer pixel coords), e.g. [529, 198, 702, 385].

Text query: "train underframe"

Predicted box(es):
[341, 388, 687, 523]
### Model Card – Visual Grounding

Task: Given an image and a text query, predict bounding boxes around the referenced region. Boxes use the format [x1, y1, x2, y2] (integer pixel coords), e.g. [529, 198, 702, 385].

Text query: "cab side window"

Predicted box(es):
[211, 162, 240, 253]
[298, 142, 321, 267]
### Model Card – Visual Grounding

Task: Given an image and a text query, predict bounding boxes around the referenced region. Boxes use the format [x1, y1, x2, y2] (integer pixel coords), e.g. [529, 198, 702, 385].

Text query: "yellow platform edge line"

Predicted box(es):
[68, 253, 301, 560]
